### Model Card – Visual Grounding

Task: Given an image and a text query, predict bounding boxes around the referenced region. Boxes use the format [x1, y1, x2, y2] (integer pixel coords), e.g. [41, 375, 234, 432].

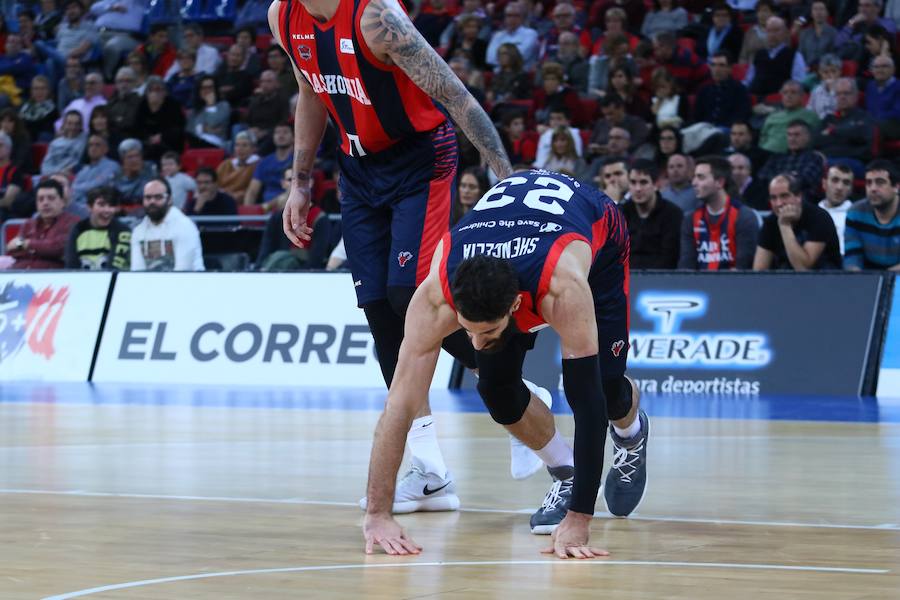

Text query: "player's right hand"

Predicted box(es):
[282, 186, 313, 247]
[364, 513, 422, 556]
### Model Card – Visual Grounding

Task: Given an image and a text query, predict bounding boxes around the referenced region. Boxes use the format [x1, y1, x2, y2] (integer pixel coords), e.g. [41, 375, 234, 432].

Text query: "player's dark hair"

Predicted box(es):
[451, 255, 520, 323]
[866, 159, 900, 186]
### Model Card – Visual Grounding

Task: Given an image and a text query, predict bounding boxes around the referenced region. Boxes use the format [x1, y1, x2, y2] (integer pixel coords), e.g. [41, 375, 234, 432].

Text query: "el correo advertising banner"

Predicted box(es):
[92, 273, 454, 388]
[0, 272, 112, 381]
[877, 288, 900, 398]
[463, 273, 883, 397]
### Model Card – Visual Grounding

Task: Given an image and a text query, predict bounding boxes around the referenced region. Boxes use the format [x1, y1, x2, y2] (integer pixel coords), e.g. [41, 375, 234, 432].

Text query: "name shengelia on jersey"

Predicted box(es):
[462, 237, 540, 260]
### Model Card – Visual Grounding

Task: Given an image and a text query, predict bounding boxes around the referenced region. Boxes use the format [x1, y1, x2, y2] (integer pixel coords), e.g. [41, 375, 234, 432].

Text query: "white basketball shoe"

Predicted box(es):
[359, 466, 460, 513]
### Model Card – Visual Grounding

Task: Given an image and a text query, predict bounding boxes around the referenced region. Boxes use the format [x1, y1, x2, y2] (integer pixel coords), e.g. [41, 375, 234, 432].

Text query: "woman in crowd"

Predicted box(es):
[0, 108, 34, 172]
[487, 43, 531, 105]
[650, 67, 688, 130]
[655, 125, 683, 171]
[216, 130, 260, 205]
[452, 166, 489, 224]
[18, 75, 57, 143]
[167, 48, 200, 109]
[186, 75, 231, 149]
[539, 126, 587, 180]
[607, 65, 650, 120]
[447, 14, 488, 71]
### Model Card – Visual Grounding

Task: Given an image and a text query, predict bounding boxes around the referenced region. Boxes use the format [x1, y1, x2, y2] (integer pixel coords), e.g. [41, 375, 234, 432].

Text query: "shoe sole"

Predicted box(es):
[530, 523, 559, 535]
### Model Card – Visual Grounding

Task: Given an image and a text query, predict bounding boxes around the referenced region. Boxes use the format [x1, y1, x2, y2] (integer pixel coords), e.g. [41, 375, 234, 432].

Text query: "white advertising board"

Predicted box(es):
[93, 272, 455, 388]
[0, 272, 112, 381]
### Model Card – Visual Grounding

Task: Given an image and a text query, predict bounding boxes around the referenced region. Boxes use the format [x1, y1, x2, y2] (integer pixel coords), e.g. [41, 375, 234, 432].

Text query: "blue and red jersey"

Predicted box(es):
[278, 0, 447, 156]
[439, 170, 627, 332]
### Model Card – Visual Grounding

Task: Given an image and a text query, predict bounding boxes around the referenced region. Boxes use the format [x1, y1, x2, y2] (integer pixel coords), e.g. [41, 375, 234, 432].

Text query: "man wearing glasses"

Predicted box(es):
[486, 1, 539, 70]
[131, 178, 204, 272]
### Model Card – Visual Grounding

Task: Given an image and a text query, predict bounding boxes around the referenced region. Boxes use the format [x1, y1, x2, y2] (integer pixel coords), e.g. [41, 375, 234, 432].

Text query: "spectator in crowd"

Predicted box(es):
[164, 23, 221, 79]
[588, 94, 649, 159]
[245, 122, 293, 205]
[36, 0, 97, 81]
[654, 125, 681, 170]
[649, 67, 689, 129]
[125, 51, 149, 95]
[107, 66, 140, 142]
[641, 0, 689, 39]
[414, 0, 455, 48]
[539, 3, 591, 62]
[135, 76, 185, 162]
[836, 0, 897, 49]
[486, 43, 531, 105]
[49, 171, 88, 219]
[745, 16, 808, 96]
[56, 71, 106, 134]
[131, 178, 204, 272]
[592, 7, 640, 56]
[486, 2, 539, 71]
[694, 50, 751, 127]
[216, 130, 259, 205]
[35, 0, 62, 41]
[160, 151, 196, 210]
[598, 157, 630, 204]
[246, 70, 291, 148]
[0, 109, 34, 173]
[40, 109, 86, 176]
[0, 132, 25, 219]
[135, 23, 177, 79]
[728, 152, 769, 211]
[758, 120, 824, 194]
[499, 110, 536, 165]
[56, 56, 84, 110]
[859, 25, 897, 79]
[753, 173, 842, 271]
[19, 75, 58, 142]
[184, 167, 237, 216]
[216, 44, 255, 107]
[64, 186, 130, 270]
[589, 0, 647, 33]
[166, 49, 199, 108]
[89, 0, 143, 81]
[816, 78, 876, 170]
[535, 107, 582, 167]
[728, 120, 769, 172]
[739, 0, 775, 64]
[845, 160, 900, 270]
[865, 56, 900, 140]
[651, 31, 708, 94]
[5, 179, 80, 269]
[621, 158, 682, 269]
[538, 126, 588, 179]
[679, 156, 758, 270]
[759, 80, 821, 154]
[235, 27, 263, 80]
[87, 104, 115, 151]
[113, 138, 155, 204]
[806, 53, 842, 119]
[0, 33, 37, 99]
[16, 10, 40, 56]
[266, 45, 298, 99]
[72, 134, 120, 205]
[606, 65, 650, 121]
[797, 1, 838, 67]
[699, 3, 743, 62]
[452, 166, 488, 224]
[448, 56, 486, 106]
[439, 0, 490, 54]
[817, 164, 855, 255]
[661, 153, 697, 213]
[186, 75, 231, 150]
[536, 62, 581, 124]
[587, 33, 636, 99]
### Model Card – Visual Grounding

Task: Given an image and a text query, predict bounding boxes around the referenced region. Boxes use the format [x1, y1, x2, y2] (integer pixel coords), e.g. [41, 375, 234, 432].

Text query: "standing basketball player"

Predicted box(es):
[269, 0, 551, 513]
[363, 170, 649, 558]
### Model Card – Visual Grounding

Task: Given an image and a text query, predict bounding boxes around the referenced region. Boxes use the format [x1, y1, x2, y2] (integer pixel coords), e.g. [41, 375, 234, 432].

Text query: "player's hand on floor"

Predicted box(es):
[282, 186, 313, 246]
[364, 513, 422, 556]
[540, 512, 609, 560]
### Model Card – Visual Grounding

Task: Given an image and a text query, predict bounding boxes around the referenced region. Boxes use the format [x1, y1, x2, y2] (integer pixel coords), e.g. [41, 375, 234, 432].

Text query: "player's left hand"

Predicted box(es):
[541, 512, 609, 560]
[364, 513, 422, 556]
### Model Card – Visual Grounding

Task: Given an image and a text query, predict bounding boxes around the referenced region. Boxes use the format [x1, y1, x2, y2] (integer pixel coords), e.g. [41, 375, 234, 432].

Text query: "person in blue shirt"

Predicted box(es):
[865, 56, 900, 141]
[845, 160, 900, 270]
[245, 123, 294, 206]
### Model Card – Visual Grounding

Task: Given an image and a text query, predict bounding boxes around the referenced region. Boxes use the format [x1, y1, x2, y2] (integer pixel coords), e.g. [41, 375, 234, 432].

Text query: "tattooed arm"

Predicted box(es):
[360, 0, 512, 179]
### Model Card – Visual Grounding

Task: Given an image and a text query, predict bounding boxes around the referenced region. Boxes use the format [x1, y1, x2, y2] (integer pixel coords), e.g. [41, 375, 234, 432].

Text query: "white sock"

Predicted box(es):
[613, 416, 641, 440]
[534, 430, 573, 468]
[407, 416, 448, 478]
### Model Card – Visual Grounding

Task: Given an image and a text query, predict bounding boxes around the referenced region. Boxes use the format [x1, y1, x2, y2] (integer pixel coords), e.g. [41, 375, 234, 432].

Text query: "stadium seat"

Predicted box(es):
[579, 129, 591, 149]
[147, 0, 176, 24]
[842, 60, 857, 77]
[181, 148, 226, 176]
[3, 222, 22, 251]
[31, 143, 48, 169]
[205, 35, 235, 51]
[199, 0, 237, 22]
[731, 63, 748, 82]
[256, 34, 274, 52]
[180, 0, 205, 22]
[314, 180, 336, 204]
[676, 37, 696, 52]
[237, 204, 265, 216]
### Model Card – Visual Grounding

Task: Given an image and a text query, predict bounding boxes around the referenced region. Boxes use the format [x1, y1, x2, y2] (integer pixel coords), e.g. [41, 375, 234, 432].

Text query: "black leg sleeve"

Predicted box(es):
[562, 355, 608, 515]
[363, 299, 405, 388]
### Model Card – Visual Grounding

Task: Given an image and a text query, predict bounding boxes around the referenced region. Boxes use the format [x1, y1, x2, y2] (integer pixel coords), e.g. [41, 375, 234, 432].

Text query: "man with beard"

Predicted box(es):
[844, 160, 900, 270]
[363, 170, 647, 560]
[65, 186, 131, 270]
[130, 178, 204, 272]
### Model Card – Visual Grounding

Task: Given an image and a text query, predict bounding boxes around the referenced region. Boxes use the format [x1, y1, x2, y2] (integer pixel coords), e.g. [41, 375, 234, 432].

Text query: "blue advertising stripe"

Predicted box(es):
[880, 291, 900, 369]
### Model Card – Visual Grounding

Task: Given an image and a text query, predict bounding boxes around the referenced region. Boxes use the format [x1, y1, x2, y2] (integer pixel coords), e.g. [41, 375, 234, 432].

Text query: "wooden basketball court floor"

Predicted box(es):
[2, 383, 899, 599]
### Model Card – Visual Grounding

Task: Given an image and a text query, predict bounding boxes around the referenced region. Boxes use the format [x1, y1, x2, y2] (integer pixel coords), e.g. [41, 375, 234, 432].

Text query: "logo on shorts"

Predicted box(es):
[298, 45, 312, 60]
[611, 339, 627, 357]
[397, 251, 413, 268]
[340, 38, 355, 54]
[539, 222, 562, 233]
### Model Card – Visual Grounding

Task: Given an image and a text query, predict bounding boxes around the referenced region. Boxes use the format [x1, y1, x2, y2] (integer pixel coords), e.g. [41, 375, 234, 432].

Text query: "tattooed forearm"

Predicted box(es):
[361, 0, 512, 178]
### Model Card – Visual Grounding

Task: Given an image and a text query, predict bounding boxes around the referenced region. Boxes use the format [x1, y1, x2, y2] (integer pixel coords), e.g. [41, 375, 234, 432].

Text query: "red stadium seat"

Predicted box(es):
[205, 35, 235, 51]
[731, 63, 748, 82]
[181, 148, 226, 176]
[676, 37, 696, 52]
[3, 222, 22, 248]
[314, 180, 336, 204]
[31, 143, 48, 169]
[238, 204, 264, 215]
[579, 128, 591, 149]
[256, 34, 274, 52]
[842, 60, 857, 77]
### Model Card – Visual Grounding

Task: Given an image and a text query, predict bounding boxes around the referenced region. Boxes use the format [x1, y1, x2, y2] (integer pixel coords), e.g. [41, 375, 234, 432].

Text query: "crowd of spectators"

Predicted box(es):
[1, 0, 900, 273]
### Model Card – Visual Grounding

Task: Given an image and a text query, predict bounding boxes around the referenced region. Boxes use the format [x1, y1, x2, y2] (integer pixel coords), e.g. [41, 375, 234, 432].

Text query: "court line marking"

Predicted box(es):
[42, 560, 891, 599]
[2, 488, 898, 531]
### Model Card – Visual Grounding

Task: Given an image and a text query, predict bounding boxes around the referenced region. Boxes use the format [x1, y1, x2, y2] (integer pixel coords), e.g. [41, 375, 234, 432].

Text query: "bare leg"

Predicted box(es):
[503, 392, 556, 450]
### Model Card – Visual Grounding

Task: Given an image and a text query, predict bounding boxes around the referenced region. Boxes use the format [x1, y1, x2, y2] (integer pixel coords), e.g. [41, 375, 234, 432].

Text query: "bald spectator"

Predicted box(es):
[745, 16, 808, 97]
[865, 56, 900, 141]
[816, 78, 875, 169]
[131, 178, 205, 272]
[758, 121, 824, 194]
[246, 70, 291, 147]
[661, 153, 698, 213]
[486, 2, 539, 71]
[759, 80, 821, 154]
[5, 179, 80, 270]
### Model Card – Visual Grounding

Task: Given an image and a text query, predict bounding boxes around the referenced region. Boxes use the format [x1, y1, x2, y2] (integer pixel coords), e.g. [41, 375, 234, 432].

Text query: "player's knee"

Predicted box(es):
[604, 375, 634, 421]
[477, 378, 530, 425]
[386, 286, 415, 318]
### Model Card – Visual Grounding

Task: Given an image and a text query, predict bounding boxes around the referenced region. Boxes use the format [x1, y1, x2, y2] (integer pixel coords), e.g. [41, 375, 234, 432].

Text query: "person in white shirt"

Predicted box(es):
[164, 23, 223, 80]
[817, 164, 855, 255]
[534, 107, 582, 167]
[131, 178, 205, 271]
[160, 151, 198, 210]
[485, 1, 539, 71]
